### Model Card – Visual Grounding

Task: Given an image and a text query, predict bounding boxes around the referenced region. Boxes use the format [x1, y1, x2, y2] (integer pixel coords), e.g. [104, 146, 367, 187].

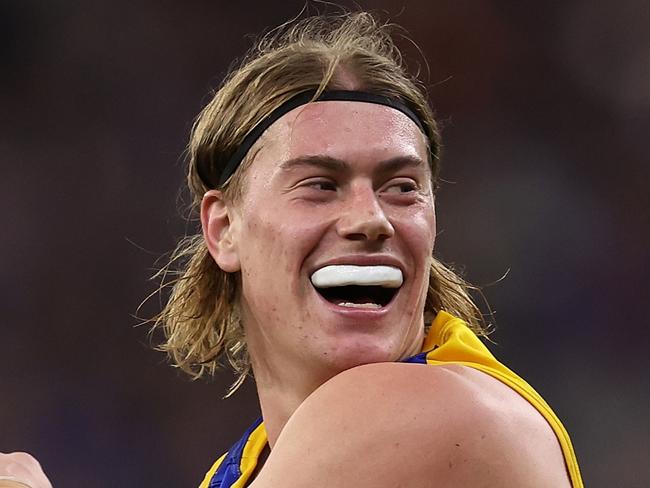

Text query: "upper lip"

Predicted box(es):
[309, 255, 406, 280]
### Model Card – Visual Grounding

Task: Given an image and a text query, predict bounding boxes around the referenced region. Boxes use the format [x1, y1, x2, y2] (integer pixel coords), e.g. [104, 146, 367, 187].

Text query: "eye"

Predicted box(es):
[382, 179, 418, 194]
[305, 179, 337, 191]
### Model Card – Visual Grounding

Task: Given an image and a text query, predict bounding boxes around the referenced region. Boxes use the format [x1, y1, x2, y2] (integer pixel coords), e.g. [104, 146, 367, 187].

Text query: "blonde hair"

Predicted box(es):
[152, 10, 490, 395]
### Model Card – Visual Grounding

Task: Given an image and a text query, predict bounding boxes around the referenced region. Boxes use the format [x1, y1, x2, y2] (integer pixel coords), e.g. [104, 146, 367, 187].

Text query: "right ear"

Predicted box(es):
[201, 190, 241, 272]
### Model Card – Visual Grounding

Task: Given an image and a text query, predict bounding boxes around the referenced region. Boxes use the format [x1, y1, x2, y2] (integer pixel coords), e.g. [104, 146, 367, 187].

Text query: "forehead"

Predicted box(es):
[255, 101, 429, 169]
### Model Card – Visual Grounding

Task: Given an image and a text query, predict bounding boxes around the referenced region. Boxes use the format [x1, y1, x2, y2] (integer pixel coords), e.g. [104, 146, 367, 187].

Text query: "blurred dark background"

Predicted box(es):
[1, 1, 648, 486]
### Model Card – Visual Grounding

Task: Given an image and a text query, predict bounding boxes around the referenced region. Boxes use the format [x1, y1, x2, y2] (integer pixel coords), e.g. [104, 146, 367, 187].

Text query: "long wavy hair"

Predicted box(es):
[150, 10, 490, 396]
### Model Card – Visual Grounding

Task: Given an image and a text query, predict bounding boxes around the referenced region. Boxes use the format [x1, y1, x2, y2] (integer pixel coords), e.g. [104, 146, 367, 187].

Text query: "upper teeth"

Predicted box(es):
[310, 265, 403, 288]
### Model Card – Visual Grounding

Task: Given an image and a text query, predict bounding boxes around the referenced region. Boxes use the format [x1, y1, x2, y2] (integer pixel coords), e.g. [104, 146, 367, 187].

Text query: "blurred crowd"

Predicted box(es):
[1, 1, 648, 486]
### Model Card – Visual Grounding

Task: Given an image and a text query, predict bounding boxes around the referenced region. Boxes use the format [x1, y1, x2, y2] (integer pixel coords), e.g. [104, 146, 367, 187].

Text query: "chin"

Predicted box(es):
[314, 334, 410, 376]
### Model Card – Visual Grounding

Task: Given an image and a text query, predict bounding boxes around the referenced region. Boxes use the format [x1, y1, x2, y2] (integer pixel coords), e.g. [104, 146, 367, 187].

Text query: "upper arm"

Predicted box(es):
[250, 363, 571, 488]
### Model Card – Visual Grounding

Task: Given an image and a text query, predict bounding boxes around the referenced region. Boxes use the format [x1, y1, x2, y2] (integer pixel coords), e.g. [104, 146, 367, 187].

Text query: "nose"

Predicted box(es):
[336, 183, 395, 242]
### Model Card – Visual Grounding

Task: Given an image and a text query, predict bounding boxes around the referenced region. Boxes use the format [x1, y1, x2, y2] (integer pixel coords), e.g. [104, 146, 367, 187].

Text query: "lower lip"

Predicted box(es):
[310, 285, 398, 320]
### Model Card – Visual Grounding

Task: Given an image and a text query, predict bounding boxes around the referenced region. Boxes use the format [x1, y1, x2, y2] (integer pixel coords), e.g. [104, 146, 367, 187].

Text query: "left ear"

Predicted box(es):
[200, 190, 241, 272]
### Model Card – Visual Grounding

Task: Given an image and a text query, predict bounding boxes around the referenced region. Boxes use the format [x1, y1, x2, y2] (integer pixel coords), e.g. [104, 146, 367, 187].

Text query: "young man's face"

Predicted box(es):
[219, 101, 436, 379]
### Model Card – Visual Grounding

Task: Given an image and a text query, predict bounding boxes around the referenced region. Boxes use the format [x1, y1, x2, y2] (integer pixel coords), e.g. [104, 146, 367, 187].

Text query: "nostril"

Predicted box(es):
[338, 215, 395, 241]
[342, 228, 393, 242]
[345, 233, 368, 241]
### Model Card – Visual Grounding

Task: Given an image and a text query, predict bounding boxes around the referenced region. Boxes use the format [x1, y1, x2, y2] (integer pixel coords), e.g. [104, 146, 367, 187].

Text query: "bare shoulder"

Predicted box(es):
[252, 363, 572, 488]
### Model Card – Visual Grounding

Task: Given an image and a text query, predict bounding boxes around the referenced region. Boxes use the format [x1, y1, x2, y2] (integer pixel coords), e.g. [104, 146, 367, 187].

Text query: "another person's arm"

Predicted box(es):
[0, 452, 52, 488]
[251, 363, 571, 488]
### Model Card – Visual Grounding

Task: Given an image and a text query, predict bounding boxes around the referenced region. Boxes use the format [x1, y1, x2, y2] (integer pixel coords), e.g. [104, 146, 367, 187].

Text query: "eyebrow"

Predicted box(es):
[278, 154, 429, 175]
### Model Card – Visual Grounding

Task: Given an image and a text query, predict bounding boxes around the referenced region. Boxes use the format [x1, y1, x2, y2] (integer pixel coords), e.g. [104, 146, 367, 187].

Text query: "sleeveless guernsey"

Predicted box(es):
[199, 311, 583, 488]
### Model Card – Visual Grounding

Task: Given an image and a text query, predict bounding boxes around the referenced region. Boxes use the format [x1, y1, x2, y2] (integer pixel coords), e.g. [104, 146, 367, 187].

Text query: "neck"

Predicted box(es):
[252, 357, 336, 447]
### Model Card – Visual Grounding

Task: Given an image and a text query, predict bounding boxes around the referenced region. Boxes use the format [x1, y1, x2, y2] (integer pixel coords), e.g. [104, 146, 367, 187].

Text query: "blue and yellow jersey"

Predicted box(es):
[199, 311, 583, 488]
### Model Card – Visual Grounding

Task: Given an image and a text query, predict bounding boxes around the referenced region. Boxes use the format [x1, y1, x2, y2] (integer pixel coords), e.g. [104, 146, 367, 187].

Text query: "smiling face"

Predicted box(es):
[204, 100, 436, 384]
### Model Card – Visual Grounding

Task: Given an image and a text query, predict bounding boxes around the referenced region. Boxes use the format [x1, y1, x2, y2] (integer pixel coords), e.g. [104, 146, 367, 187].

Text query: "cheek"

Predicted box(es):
[429, 210, 437, 251]
[401, 206, 436, 256]
[240, 215, 286, 274]
[423, 201, 437, 251]
[238, 209, 323, 286]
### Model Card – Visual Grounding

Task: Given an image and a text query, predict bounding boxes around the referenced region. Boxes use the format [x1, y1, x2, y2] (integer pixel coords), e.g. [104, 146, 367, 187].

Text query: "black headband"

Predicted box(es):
[198, 89, 428, 188]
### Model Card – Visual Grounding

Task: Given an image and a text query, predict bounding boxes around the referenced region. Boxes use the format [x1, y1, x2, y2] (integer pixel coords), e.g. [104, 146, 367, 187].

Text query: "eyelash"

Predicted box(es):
[301, 178, 419, 195]
[386, 181, 418, 193]
[306, 179, 337, 191]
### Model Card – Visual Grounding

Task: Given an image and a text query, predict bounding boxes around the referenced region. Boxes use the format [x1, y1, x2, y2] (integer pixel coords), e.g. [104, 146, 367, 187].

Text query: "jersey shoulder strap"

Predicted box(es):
[407, 311, 583, 488]
[198, 417, 267, 488]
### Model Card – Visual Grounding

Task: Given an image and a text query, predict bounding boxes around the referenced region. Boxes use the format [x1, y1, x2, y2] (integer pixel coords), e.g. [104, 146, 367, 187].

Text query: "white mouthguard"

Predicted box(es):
[310, 265, 403, 288]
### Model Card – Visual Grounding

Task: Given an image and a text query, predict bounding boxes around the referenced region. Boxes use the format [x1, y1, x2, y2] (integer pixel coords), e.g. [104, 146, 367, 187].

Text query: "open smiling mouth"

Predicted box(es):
[310, 265, 403, 309]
